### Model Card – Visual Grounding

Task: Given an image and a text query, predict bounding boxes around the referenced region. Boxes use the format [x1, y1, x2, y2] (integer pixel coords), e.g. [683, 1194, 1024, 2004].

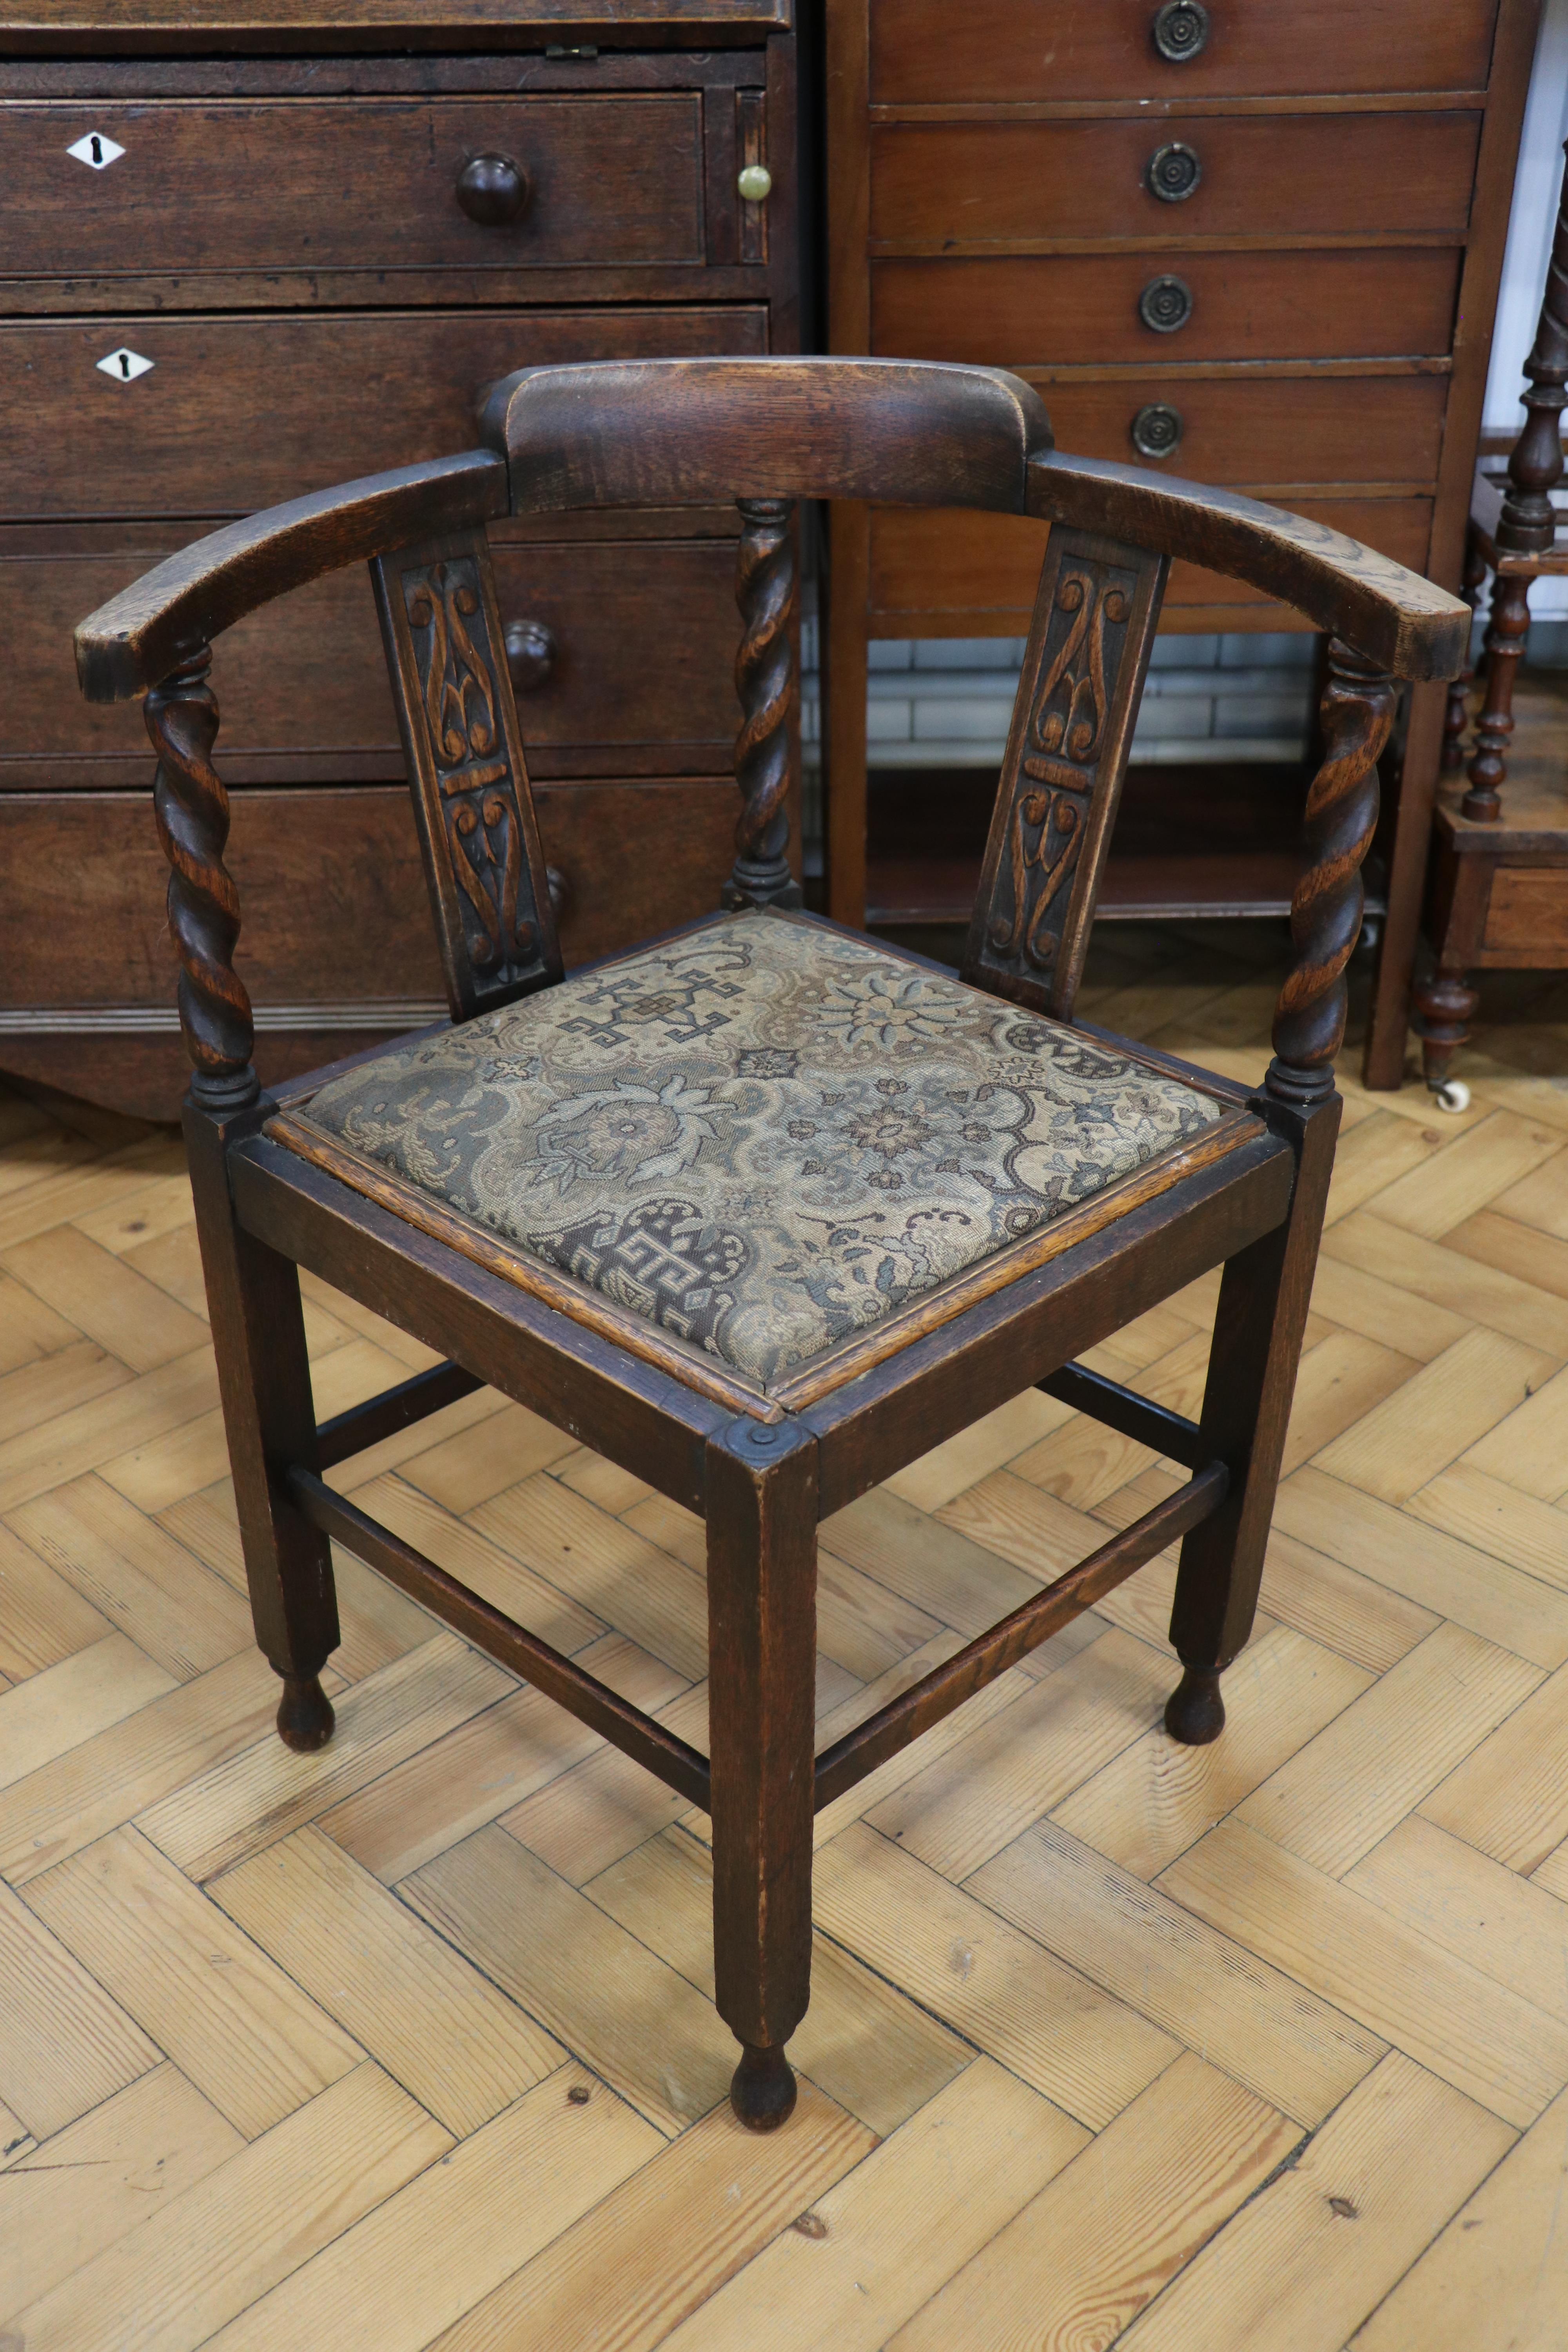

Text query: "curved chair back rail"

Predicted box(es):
[74, 361, 1470, 704]
[478, 355, 1054, 515]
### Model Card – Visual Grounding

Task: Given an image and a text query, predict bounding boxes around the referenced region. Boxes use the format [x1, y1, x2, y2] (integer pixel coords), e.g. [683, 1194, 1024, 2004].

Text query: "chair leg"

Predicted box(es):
[705, 1417, 818, 2131]
[185, 1102, 339, 1750]
[1165, 1093, 1341, 1743]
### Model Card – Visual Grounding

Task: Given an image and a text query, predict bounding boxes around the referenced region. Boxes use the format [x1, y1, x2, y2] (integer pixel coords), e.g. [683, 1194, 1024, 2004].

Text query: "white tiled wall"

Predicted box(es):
[798, 618, 1317, 770]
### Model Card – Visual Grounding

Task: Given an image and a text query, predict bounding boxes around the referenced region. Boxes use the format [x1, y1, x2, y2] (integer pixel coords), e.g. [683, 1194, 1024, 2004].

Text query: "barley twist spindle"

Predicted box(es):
[147, 644, 259, 1110]
[1265, 638, 1394, 1107]
[724, 495, 802, 910]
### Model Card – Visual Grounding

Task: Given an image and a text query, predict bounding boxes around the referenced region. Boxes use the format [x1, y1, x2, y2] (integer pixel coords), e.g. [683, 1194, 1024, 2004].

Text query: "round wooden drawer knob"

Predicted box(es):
[1151, 0, 1210, 61]
[1139, 274, 1194, 334]
[456, 153, 531, 226]
[1131, 403, 1183, 460]
[737, 163, 772, 203]
[505, 619, 556, 693]
[1147, 142, 1201, 202]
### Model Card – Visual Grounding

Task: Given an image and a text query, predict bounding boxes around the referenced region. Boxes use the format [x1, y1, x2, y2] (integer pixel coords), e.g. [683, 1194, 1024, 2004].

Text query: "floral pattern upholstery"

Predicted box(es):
[291, 911, 1222, 1387]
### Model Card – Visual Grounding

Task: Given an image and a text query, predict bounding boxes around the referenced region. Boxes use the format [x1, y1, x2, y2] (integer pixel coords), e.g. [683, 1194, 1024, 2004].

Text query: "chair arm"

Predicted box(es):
[72, 450, 505, 1116]
[74, 450, 506, 703]
[1028, 450, 1470, 682]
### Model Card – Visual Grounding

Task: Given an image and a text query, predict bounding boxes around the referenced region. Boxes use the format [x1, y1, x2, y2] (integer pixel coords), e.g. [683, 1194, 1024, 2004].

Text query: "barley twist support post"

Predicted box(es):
[146, 644, 260, 1111]
[1265, 637, 1395, 1107]
[724, 494, 802, 910]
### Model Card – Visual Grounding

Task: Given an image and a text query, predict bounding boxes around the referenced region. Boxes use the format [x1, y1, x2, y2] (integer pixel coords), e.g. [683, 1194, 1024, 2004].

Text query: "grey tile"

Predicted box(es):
[911, 637, 1027, 670]
[1149, 633, 1220, 670]
[867, 639, 916, 671]
[1219, 630, 1317, 669]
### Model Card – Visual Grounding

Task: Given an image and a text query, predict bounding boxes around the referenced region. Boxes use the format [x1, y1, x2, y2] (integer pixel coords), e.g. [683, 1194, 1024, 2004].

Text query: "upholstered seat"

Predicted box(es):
[280, 909, 1224, 1390]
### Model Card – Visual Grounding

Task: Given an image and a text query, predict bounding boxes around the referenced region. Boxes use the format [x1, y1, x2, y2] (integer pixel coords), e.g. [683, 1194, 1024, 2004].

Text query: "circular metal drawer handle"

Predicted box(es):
[456, 153, 532, 227]
[505, 619, 557, 694]
[1139, 274, 1194, 334]
[1151, 1, 1210, 61]
[1147, 142, 1201, 203]
[1131, 403, 1183, 460]
[737, 163, 772, 203]
[546, 865, 570, 918]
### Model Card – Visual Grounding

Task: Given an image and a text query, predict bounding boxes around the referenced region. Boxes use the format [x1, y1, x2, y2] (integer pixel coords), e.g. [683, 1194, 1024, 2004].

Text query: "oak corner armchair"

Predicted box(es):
[74, 357, 1468, 2132]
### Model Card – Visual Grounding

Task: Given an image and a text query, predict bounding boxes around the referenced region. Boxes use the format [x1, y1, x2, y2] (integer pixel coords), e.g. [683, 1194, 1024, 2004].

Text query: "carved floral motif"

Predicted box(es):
[984, 563, 1136, 978]
[404, 557, 540, 990]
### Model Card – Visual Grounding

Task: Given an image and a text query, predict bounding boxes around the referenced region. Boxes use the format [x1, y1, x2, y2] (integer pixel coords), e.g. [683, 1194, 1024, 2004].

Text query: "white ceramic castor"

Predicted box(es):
[1431, 1078, 1471, 1115]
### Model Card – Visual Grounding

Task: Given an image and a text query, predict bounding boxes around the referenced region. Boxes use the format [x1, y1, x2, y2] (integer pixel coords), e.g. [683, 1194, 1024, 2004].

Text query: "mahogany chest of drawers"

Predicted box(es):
[0, 2, 800, 1118]
[824, 0, 1541, 1086]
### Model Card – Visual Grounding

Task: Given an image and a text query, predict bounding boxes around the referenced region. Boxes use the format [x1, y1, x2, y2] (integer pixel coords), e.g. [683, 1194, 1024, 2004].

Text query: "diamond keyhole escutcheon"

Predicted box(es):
[96, 348, 154, 383]
[68, 131, 126, 170]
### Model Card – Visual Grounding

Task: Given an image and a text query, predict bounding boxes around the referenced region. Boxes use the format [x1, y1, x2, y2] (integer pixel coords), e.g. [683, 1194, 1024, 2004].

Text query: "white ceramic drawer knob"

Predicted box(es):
[737, 163, 772, 203]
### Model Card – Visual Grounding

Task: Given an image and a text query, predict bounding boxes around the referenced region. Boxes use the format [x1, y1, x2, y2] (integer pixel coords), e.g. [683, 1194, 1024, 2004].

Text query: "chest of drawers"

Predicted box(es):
[0, 3, 799, 1118]
[824, 0, 1540, 1087]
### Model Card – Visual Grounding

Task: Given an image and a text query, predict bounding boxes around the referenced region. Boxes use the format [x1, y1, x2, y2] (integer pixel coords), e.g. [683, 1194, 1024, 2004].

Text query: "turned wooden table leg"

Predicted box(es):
[1463, 572, 1532, 823]
[1414, 856, 1491, 1105]
[1413, 969, 1481, 1094]
[1442, 534, 1486, 773]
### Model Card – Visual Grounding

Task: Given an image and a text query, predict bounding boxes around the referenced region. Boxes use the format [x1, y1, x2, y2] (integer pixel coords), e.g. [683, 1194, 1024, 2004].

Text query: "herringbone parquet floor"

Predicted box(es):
[2, 921, 1567, 2352]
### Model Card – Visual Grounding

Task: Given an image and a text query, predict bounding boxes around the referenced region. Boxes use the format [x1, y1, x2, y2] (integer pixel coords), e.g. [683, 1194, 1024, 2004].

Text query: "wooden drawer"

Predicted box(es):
[0, 533, 742, 785]
[0, 306, 767, 518]
[493, 542, 741, 778]
[867, 498, 1434, 627]
[1481, 868, 1568, 961]
[873, 251, 1461, 368]
[0, 96, 710, 280]
[870, 0, 1501, 105]
[1040, 374, 1448, 490]
[0, 779, 737, 1008]
[871, 114, 1481, 245]
[539, 779, 739, 961]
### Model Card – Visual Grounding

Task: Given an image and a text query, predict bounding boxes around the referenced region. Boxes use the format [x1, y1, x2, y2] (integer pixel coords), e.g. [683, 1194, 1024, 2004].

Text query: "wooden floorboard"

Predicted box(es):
[1, 926, 1566, 2348]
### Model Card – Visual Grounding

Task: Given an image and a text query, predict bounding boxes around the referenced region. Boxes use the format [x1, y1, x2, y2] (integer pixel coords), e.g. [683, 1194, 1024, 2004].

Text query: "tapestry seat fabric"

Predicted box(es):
[291, 911, 1223, 1387]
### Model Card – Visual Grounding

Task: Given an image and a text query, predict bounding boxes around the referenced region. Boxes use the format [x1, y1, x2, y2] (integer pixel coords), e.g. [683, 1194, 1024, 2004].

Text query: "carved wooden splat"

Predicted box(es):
[371, 527, 561, 1021]
[964, 525, 1167, 1022]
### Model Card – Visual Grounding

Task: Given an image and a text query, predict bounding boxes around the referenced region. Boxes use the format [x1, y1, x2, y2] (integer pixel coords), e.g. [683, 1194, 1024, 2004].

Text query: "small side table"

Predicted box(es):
[1416, 139, 1568, 1110]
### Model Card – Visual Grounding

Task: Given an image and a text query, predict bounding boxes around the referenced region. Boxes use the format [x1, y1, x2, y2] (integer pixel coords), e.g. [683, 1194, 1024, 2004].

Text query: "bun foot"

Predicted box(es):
[1165, 1667, 1225, 1747]
[276, 1673, 335, 1752]
[730, 2042, 797, 2132]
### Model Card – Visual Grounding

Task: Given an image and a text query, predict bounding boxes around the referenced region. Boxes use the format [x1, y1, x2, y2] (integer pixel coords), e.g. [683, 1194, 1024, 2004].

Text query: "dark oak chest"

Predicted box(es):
[0, 3, 800, 1117]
